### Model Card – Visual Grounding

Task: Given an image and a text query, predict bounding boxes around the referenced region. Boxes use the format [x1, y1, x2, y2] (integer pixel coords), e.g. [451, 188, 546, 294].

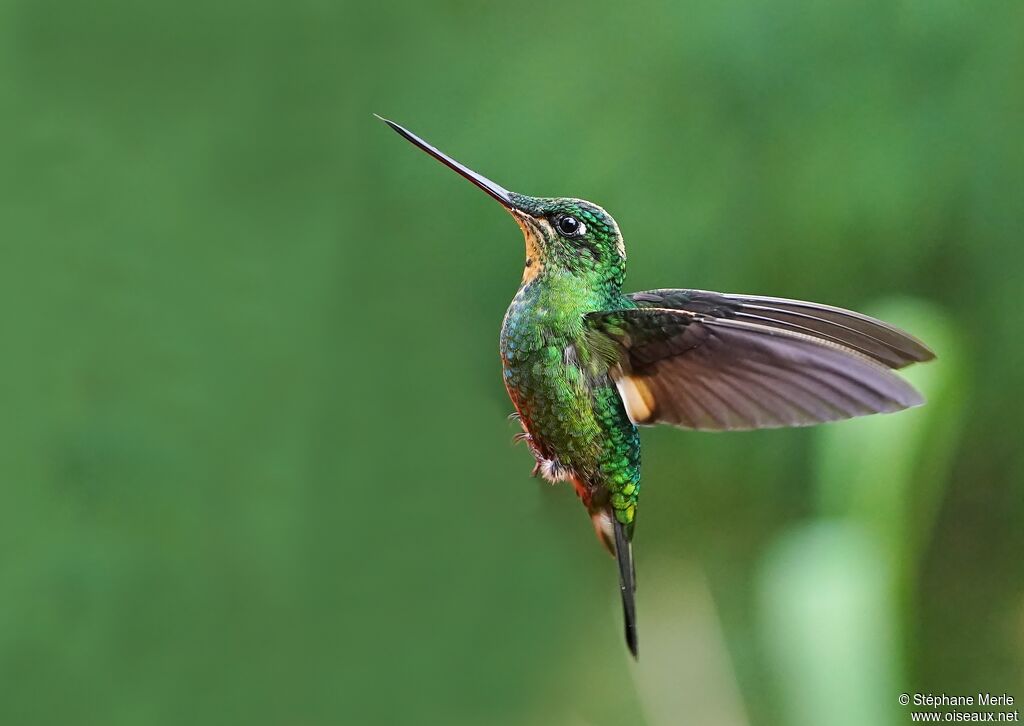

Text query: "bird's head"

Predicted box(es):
[378, 116, 625, 287]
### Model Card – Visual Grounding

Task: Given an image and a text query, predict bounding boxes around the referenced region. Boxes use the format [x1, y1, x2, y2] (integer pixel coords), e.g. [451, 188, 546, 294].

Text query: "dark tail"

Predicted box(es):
[612, 518, 638, 659]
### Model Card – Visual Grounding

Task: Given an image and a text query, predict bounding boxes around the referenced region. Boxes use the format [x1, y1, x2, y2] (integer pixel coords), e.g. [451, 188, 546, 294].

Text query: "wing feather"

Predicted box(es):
[629, 289, 935, 369]
[587, 307, 925, 431]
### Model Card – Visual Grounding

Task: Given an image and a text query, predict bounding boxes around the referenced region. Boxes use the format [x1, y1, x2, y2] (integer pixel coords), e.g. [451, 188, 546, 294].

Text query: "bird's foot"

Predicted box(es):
[535, 456, 570, 484]
[510, 417, 570, 484]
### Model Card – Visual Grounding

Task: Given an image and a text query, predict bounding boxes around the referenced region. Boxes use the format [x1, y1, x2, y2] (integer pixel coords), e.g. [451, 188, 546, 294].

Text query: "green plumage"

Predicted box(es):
[499, 196, 641, 532]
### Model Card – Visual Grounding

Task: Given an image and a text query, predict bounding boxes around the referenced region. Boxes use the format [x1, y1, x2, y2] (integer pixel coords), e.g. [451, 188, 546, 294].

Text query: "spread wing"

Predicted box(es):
[585, 305, 928, 431]
[628, 289, 934, 370]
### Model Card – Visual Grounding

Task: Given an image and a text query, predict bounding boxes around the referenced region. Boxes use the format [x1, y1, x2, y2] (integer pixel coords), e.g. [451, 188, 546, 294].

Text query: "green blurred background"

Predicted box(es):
[2, 0, 1022, 724]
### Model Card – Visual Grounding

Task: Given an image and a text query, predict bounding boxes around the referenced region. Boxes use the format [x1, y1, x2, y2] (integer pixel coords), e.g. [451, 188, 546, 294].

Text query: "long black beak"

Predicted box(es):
[376, 115, 518, 210]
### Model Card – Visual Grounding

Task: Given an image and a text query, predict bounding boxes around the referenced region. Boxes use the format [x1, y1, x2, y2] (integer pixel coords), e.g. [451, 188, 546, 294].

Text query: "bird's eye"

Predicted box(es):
[556, 215, 585, 238]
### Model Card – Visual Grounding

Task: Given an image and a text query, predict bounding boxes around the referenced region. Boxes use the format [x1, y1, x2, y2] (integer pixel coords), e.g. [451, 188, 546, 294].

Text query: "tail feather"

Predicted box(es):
[612, 518, 638, 659]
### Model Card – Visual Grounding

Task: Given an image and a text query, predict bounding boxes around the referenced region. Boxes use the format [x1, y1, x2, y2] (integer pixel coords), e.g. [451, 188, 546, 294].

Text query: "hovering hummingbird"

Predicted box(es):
[377, 116, 934, 659]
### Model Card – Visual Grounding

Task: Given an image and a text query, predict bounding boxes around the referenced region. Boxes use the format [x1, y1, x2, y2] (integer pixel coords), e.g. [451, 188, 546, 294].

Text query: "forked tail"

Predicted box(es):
[613, 518, 638, 659]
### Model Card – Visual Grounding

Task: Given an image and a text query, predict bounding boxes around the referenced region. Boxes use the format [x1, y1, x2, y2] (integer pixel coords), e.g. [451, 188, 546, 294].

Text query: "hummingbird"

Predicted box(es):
[377, 116, 934, 659]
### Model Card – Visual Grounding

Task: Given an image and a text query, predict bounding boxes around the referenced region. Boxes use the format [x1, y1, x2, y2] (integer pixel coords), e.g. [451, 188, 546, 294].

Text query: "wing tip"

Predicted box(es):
[892, 382, 926, 410]
[912, 344, 938, 364]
